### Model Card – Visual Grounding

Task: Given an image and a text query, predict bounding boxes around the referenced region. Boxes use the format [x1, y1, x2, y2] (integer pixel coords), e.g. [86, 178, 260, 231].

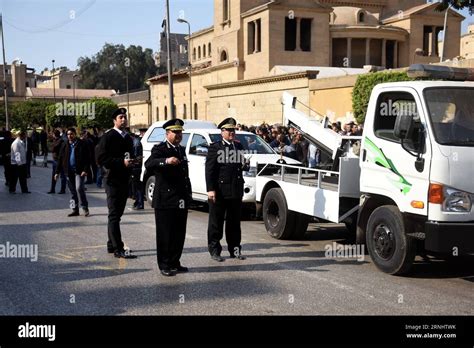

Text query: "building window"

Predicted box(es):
[358, 11, 365, 23]
[193, 48, 196, 61]
[208, 43, 212, 57]
[203, 44, 206, 57]
[164, 106, 168, 120]
[248, 19, 262, 54]
[198, 46, 201, 59]
[66, 85, 71, 89]
[220, 50, 228, 62]
[183, 104, 187, 119]
[156, 107, 159, 121]
[285, 17, 297, 51]
[223, 0, 229, 22]
[194, 102, 198, 120]
[300, 18, 312, 52]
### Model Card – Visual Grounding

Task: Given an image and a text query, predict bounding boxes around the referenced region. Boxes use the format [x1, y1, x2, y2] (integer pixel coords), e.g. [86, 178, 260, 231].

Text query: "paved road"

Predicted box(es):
[0, 164, 472, 315]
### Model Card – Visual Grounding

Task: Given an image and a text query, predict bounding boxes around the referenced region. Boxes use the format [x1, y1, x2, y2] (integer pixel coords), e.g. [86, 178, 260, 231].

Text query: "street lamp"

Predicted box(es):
[52, 59, 56, 103]
[440, 5, 451, 63]
[178, 17, 193, 120]
[72, 74, 78, 117]
[125, 57, 130, 116]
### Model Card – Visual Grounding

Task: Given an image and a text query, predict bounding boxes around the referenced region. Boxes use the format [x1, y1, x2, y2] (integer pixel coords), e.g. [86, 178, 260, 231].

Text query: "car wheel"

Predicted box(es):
[145, 176, 155, 207]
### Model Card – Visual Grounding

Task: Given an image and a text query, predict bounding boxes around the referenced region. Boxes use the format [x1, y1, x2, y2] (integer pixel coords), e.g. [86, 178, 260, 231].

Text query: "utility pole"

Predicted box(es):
[178, 18, 192, 120]
[52, 59, 56, 103]
[125, 57, 130, 114]
[165, 0, 175, 119]
[0, 14, 9, 130]
[440, 5, 450, 63]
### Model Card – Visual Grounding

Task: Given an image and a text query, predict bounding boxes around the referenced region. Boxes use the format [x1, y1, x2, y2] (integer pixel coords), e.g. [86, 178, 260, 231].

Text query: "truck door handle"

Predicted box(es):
[362, 149, 367, 162]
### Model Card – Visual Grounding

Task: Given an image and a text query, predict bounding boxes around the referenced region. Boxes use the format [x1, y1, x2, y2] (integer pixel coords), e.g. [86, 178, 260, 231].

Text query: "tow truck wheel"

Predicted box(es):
[366, 205, 416, 275]
[263, 188, 295, 240]
[145, 176, 155, 207]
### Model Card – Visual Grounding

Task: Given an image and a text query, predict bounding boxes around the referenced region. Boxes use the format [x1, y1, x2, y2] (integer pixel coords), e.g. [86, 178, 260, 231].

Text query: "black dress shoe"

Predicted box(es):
[68, 210, 80, 217]
[22, 191, 31, 194]
[171, 265, 189, 273]
[58, 191, 66, 194]
[107, 249, 114, 254]
[114, 250, 137, 259]
[160, 269, 176, 276]
[211, 254, 225, 262]
[47, 191, 55, 194]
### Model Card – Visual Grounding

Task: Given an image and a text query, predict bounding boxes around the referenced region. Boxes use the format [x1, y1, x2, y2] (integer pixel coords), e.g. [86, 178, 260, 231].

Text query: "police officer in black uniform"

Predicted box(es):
[205, 117, 248, 262]
[145, 119, 192, 276]
[96, 108, 137, 259]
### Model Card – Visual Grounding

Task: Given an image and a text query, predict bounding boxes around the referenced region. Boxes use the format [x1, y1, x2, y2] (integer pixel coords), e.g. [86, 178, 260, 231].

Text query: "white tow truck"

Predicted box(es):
[256, 64, 474, 275]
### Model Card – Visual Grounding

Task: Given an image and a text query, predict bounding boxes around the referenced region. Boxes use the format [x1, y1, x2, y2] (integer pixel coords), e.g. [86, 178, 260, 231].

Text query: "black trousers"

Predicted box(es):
[9, 164, 28, 193]
[155, 208, 188, 270]
[3, 157, 12, 184]
[207, 197, 242, 256]
[105, 181, 129, 252]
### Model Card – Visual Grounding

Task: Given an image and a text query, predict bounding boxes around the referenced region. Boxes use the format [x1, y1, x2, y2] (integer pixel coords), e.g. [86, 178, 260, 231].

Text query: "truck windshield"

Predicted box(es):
[209, 133, 274, 154]
[424, 88, 474, 146]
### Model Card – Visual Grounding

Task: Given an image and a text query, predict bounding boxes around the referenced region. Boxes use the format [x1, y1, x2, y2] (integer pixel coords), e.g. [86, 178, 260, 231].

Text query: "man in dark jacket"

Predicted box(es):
[205, 117, 248, 262]
[96, 108, 137, 259]
[55, 128, 90, 217]
[145, 119, 191, 276]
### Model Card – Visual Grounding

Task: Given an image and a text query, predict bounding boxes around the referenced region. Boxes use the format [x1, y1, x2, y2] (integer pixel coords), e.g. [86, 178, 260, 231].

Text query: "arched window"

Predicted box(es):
[183, 104, 187, 119]
[194, 103, 198, 120]
[164, 106, 168, 120]
[193, 48, 196, 61]
[358, 11, 365, 23]
[203, 45, 206, 57]
[220, 50, 228, 62]
[198, 46, 201, 59]
[208, 43, 212, 57]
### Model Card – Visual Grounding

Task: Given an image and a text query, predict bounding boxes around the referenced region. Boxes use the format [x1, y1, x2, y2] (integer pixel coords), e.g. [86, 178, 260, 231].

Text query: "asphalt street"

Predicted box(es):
[0, 164, 473, 315]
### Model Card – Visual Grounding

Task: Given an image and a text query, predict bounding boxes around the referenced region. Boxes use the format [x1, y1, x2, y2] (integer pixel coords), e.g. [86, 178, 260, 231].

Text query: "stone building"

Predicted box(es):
[147, 0, 464, 126]
[156, 32, 189, 74]
[461, 23, 474, 59]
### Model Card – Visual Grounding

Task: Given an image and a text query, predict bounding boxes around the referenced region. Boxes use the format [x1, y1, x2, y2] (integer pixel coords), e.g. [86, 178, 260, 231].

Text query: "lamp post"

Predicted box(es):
[178, 17, 193, 120]
[72, 74, 78, 117]
[440, 5, 451, 63]
[125, 57, 130, 115]
[52, 59, 56, 103]
[0, 14, 9, 130]
[165, 0, 175, 119]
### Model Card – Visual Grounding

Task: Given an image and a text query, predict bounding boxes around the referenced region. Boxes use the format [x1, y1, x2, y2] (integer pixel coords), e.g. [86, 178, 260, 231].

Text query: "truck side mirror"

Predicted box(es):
[394, 114, 414, 139]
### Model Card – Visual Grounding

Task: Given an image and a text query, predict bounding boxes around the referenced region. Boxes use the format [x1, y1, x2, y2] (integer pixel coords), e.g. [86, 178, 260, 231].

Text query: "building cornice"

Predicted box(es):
[204, 71, 318, 90]
[330, 24, 409, 36]
[188, 26, 214, 40]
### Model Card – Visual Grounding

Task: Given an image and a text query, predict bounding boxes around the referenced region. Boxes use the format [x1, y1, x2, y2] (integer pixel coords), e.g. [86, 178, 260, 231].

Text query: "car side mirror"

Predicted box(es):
[394, 114, 414, 139]
[196, 146, 208, 156]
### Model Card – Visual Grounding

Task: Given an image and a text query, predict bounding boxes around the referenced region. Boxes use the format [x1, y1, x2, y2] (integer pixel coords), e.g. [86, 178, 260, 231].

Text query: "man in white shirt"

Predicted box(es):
[9, 130, 30, 194]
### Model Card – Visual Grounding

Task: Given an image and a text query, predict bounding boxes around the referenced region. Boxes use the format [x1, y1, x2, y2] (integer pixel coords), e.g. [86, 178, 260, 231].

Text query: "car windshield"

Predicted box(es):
[209, 133, 274, 154]
[424, 88, 474, 146]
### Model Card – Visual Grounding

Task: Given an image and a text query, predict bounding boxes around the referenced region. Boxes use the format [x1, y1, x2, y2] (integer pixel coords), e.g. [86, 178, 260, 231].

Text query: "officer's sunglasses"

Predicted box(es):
[223, 128, 236, 132]
[170, 130, 182, 134]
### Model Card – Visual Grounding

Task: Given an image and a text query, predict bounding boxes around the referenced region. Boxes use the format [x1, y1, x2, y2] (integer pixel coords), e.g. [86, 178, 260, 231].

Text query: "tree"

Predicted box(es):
[77, 43, 157, 92]
[45, 103, 76, 129]
[437, 0, 474, 13]
[10, 101, 53, 130]
[75, 98, 117, 131]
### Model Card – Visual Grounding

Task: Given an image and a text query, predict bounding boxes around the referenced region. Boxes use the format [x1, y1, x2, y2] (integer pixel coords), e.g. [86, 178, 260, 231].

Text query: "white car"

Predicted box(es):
[141, 121, 300, 207]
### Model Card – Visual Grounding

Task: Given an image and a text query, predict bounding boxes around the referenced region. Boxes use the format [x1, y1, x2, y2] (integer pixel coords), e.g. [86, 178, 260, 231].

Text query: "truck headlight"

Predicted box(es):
[243, 166, 257, 177]
[442, 187, 472, 212]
